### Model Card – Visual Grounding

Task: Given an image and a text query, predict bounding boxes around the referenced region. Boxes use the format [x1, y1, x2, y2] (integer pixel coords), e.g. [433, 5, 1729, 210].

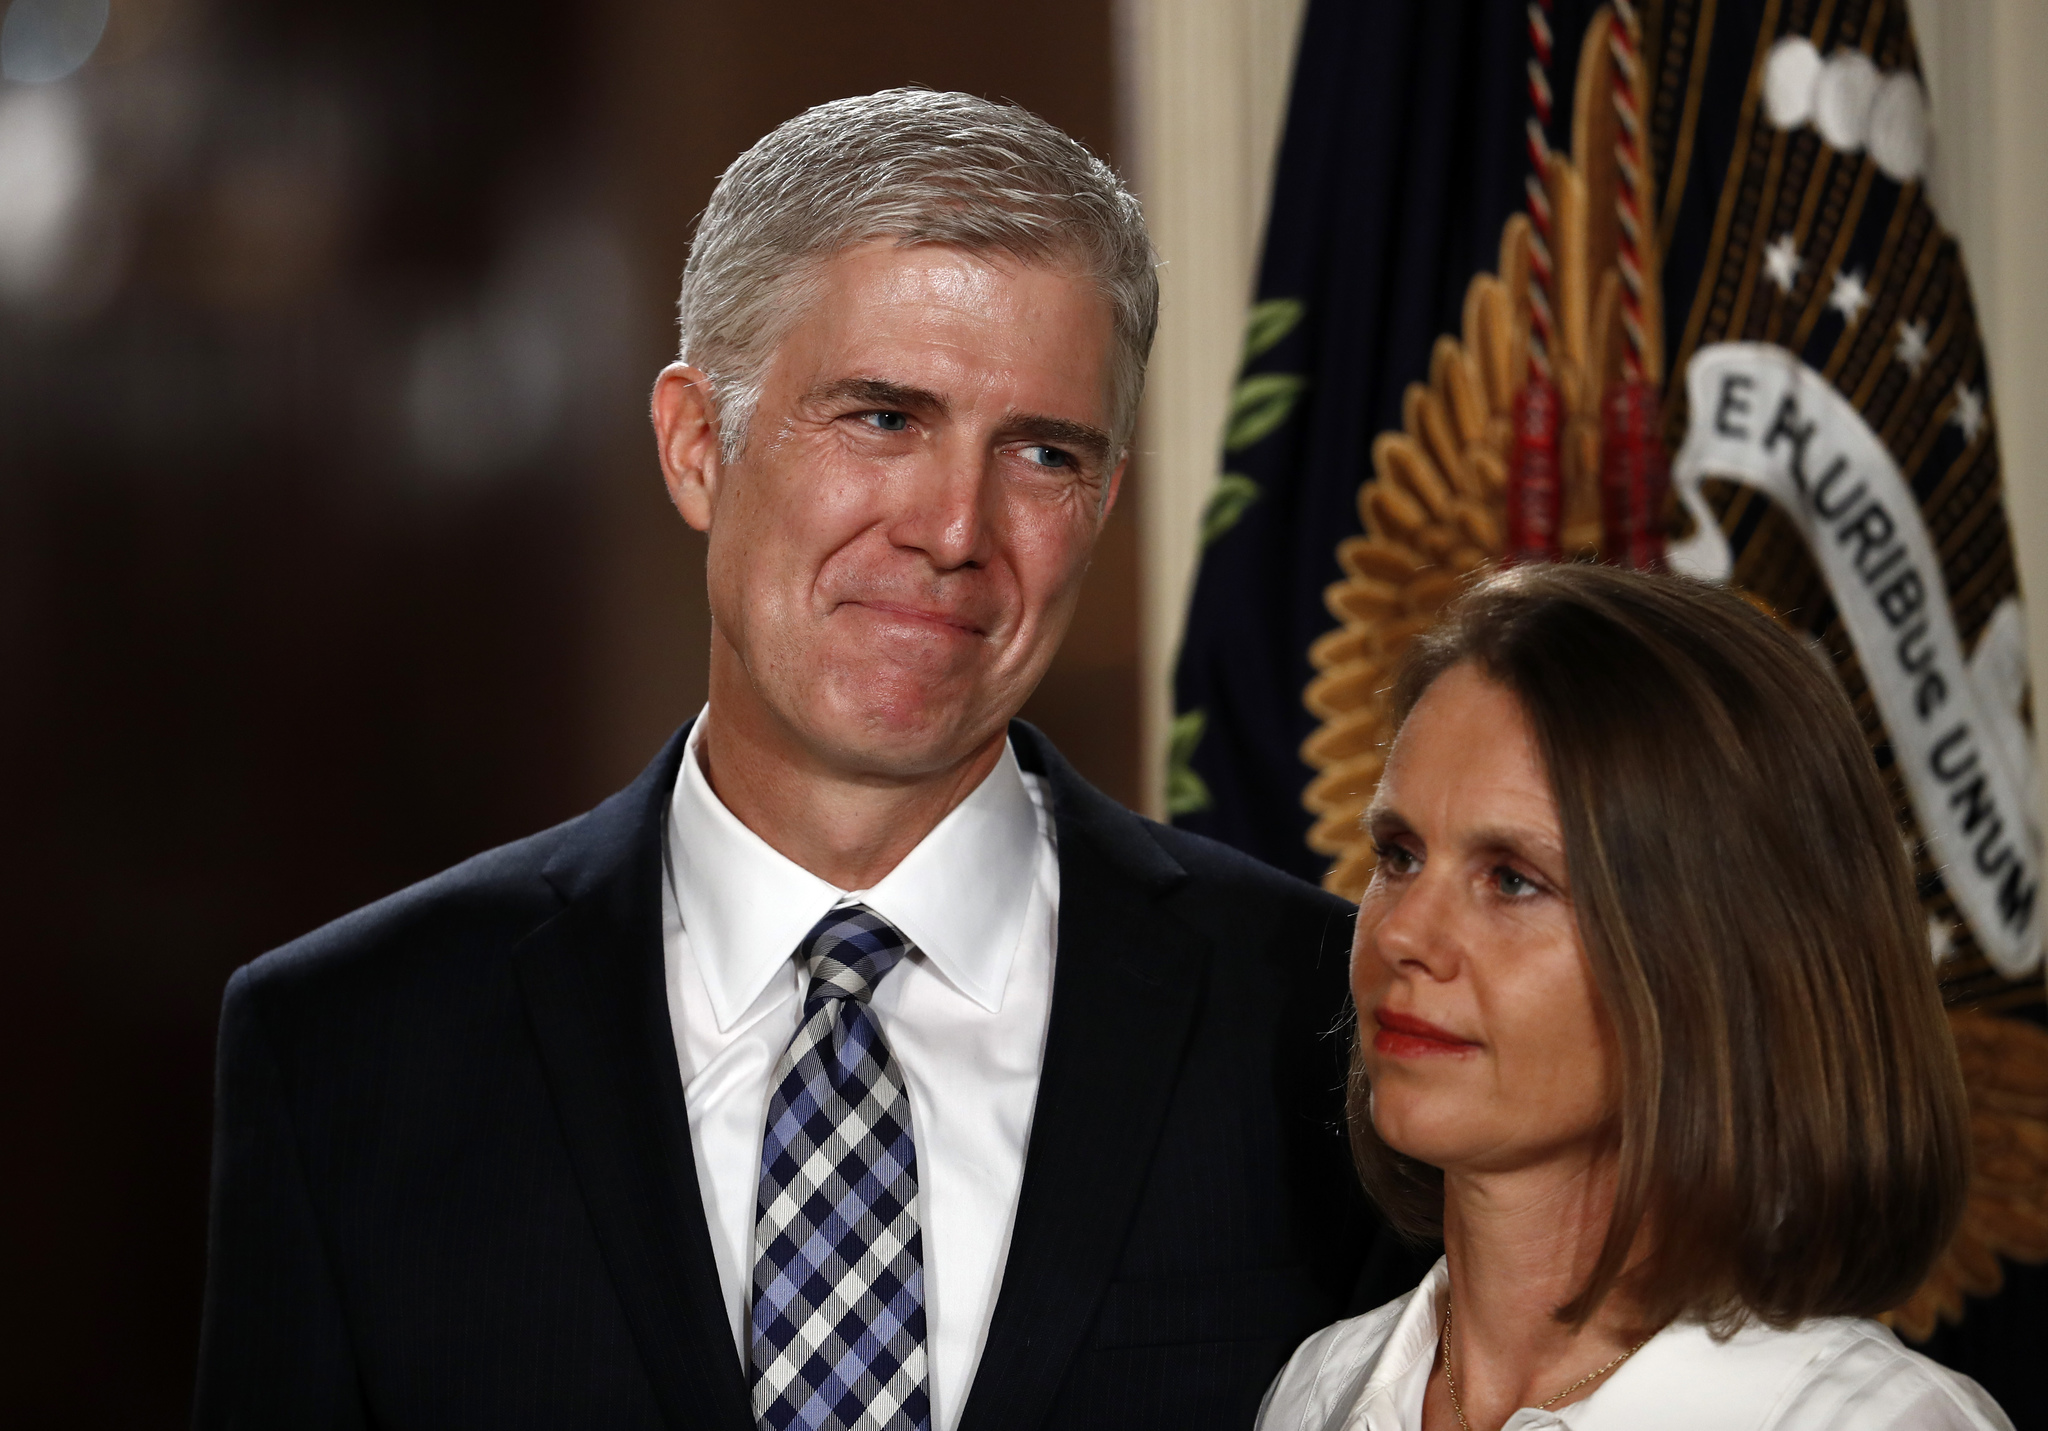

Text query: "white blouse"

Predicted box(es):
[1257, 1259, 2013, 1431]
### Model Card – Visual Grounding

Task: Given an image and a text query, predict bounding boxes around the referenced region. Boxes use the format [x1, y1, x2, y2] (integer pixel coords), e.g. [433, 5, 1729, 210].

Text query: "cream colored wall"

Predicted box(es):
[1910, 0, 2048, 841]
[1123, 0, 2048, 823]
[1119, 0, 1307, 817]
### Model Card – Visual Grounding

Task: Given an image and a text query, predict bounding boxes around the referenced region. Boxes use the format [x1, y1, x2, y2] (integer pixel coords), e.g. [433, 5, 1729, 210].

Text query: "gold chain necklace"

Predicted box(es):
[1438, 1298, 1650, 1431]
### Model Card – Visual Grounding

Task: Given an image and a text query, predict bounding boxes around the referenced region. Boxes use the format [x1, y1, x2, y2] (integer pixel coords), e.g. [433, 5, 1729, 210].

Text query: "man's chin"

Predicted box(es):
[801, 688, 1012, 780]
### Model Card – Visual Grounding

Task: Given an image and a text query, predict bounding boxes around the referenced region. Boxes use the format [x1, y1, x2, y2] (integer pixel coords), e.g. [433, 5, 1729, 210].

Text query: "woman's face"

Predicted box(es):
[1353, 661, 1616, 1177]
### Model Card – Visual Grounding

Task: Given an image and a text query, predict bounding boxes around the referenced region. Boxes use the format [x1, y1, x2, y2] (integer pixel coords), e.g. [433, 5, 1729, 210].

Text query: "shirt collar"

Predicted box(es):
[667, 712, 1042, 1029]
[1543, 1316, 1842, 1431]
[1344, 1265, 1826, 1431]
[1352, 1255, 1450, 1424]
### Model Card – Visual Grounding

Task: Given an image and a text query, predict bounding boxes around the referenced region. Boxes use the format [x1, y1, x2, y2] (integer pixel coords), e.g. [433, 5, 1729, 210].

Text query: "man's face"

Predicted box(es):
[672, 239, 1123, 780]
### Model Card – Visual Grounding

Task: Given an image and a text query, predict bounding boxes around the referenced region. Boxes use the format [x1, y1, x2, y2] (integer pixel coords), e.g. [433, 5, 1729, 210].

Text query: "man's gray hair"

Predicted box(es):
[677, 88, 1159, 464]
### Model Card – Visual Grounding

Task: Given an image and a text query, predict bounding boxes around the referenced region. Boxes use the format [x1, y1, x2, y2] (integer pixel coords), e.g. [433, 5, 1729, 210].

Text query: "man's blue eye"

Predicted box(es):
[867, 411, 909, 432]
[1025, 446, 1071, 468]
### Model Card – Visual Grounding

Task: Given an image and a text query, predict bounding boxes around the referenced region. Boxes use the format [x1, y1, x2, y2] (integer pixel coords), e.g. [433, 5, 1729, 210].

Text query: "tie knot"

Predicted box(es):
[797, 904, 913, 1007]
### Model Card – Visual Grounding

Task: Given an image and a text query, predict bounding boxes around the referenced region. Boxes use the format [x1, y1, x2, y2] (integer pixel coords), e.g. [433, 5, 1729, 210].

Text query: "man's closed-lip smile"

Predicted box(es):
[847, 599, 986, 637]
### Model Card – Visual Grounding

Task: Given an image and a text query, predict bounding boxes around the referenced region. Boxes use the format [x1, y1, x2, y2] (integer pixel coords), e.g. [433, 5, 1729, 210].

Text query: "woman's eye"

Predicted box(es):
[863, 411, 910, 432]
[1023, 445, 1072, 469]
[1493, 866, 1537, 897]
[1374, 840, 1419, 875]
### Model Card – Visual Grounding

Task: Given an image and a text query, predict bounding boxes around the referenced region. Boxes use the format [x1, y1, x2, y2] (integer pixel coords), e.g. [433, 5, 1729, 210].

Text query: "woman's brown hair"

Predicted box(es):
[1349, 562, 1970, 1333]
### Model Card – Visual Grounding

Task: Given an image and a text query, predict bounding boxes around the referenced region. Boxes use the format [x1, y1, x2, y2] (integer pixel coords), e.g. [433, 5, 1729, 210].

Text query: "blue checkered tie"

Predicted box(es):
[750, 906, 931, 1431]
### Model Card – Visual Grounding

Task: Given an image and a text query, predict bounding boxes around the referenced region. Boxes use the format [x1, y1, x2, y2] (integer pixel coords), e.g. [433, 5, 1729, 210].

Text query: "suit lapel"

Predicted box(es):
[514, 724, 755, 1431]
[957, 726, 1207, 1431]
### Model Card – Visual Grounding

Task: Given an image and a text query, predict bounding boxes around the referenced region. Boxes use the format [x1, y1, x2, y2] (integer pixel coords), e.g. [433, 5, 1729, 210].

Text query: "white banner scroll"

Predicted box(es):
[1669, 342, 2042, 977]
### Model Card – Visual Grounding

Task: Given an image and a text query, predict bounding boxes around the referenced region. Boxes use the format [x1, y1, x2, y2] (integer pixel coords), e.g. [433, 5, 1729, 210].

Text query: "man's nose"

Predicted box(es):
[885, 439, 994, 571]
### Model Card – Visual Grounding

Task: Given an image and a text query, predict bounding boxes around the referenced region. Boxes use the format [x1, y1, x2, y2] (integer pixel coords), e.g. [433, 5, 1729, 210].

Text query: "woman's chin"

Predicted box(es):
[1368, 1095, 1464, 1168]
[1369, 1087, 1537, 1172]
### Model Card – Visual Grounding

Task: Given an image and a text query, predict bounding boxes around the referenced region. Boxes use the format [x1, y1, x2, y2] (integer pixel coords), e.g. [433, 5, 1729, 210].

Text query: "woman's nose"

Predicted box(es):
[1367, 871, 1460, 981]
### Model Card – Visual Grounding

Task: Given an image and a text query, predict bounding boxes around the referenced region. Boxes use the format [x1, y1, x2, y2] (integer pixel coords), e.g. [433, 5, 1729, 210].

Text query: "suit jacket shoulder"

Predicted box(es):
[234, 726, 687, 1030]
[1011, 718, 1355, 1002]
[1145, 818, 1356, 966]
[243, 816, 567, 1007]
[197, 726, 707, 1431]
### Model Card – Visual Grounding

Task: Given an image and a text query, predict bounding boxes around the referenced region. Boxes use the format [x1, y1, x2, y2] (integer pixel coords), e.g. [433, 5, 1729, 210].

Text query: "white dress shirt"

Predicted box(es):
[660, 714, 1059, 1431]
[1258, 1258, 2014, 1431]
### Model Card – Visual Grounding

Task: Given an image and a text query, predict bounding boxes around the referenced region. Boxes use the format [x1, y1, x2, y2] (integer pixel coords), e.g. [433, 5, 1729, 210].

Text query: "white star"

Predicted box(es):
[1950, 382, 1987, 445]
[1894, 318, 1930, 375]
[1828, 267, 1871, 325]
[1763, 232, 1803, 293]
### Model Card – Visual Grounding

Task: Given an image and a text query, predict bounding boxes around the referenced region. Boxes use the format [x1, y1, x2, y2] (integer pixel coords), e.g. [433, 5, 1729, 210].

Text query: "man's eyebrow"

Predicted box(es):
[1006, 413, 1113, 463]
[806, 376, 948, 415]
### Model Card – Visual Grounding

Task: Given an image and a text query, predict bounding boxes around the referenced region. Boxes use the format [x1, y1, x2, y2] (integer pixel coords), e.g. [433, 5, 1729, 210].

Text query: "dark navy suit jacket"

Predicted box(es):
[194, 721, 1422, 1430]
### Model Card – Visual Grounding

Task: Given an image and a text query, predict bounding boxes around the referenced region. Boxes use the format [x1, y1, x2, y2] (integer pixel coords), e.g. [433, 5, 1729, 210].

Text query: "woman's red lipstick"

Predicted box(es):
[1372, 1008, 1479, 1058]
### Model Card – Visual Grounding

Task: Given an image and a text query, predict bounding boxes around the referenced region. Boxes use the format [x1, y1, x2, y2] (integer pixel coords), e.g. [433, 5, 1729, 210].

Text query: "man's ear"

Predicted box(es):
[651, 364, 722, 532]
[1098, 455, 1127, 528]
